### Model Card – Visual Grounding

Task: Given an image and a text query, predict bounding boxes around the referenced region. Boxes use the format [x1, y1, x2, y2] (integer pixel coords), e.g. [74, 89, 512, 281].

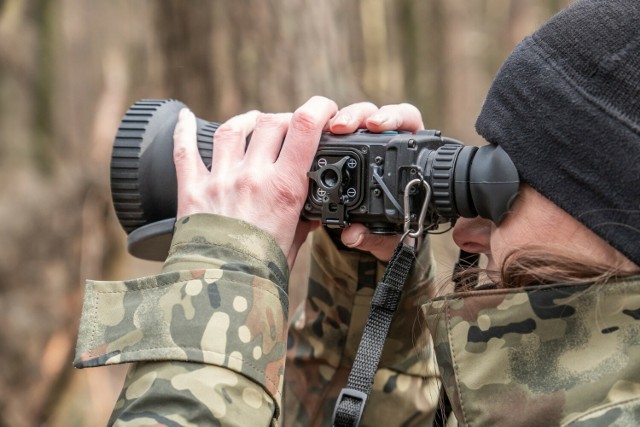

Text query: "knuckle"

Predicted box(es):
[214, 122, 246, 142]
[290, 109, 320, 135]
[280, 185, 306, 207]
[178, 186, 206, 215]
[180, 191, 200, 209]
[233, 173, 261, 195]
[270, 177, 306, 208]
[173, 144, 190, 162]
[255, 113, 289, 130]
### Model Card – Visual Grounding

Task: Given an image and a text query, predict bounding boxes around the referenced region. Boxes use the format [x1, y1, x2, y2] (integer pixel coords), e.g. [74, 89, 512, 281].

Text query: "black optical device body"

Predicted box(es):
[111, 99, 519, 261]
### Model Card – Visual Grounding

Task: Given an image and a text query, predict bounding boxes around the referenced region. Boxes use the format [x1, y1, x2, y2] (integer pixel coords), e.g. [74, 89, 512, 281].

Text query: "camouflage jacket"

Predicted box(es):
[283, 225, 440, 426]
[425, 276, 640, 426]
[74, 214, 440, 426]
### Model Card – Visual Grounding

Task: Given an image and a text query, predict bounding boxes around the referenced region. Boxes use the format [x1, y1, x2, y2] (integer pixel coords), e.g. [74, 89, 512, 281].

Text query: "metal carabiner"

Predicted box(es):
[402, 178, 432, 245]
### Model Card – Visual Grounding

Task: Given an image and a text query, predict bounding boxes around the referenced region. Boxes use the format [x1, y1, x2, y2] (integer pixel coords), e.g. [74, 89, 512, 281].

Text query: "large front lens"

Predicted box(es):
[111, 99, 219, 260]
[111, 99, 218, 233]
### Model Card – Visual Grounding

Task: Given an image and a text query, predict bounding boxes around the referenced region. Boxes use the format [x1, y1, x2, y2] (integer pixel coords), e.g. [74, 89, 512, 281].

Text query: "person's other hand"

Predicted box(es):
[328, 102, 425, 261]
[173, 96, 338, 268]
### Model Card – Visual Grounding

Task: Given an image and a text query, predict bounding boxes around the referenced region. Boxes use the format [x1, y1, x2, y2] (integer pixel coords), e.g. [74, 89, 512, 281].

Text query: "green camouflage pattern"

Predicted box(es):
[284, 228, 441, 426]
[75, 213, 440, 426]
[424, 277, 640, 427]
[75, 214, 290, 424]
[77, 211, 640, 426]
[108, 361, 277, 426]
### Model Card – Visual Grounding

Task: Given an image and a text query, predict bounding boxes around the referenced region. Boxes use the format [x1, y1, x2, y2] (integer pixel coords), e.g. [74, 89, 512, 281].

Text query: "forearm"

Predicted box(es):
[109, 361, 276, 426]
[75, 214, 290, 425]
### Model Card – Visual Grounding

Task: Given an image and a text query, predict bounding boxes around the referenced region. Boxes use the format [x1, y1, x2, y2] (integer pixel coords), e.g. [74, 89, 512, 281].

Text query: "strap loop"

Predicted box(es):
[333, 388, 368, 427]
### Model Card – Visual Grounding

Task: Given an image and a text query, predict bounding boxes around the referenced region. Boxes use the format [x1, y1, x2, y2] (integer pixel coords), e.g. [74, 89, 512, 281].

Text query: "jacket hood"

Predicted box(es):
[423, 276, 640, 426]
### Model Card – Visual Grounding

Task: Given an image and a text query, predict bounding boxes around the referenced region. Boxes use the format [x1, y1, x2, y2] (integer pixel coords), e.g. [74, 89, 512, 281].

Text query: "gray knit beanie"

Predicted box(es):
[475, 0, 640, 266]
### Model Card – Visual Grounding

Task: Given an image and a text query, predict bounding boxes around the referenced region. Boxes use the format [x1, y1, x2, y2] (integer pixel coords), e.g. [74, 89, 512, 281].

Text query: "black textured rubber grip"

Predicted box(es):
[111, 99, 217, 233]
[430, 144, 460, 217]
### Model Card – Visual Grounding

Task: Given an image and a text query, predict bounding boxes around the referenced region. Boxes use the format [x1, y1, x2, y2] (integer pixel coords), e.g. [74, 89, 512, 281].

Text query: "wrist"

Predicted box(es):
[163, 213, 290, 290]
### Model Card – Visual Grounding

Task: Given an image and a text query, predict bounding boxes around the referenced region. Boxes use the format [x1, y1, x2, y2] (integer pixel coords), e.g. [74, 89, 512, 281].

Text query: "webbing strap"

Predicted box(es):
[332, 242, 416, 427]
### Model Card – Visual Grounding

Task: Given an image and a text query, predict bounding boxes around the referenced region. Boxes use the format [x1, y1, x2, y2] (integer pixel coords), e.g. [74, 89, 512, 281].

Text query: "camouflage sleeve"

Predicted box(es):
[284, 228, 441, 426]
[75, 214, 290, 426]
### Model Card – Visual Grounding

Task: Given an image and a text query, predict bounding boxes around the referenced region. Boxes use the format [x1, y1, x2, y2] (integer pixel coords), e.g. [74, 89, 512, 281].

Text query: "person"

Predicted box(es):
[74, 0, 640, 425]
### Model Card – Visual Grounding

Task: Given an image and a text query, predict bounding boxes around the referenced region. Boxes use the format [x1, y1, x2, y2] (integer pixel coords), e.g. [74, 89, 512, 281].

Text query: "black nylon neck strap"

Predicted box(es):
[332, 242, 416, 427]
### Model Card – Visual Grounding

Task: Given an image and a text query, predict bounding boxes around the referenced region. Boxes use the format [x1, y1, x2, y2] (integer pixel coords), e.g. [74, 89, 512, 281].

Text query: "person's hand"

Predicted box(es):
[172, 96, 338, 268]
[327, 102, 425, 261]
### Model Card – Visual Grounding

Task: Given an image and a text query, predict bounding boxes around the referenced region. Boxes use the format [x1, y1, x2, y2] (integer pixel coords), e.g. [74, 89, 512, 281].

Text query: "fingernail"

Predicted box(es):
[332, 113, 352, 127]
[344, 233, 364, 248]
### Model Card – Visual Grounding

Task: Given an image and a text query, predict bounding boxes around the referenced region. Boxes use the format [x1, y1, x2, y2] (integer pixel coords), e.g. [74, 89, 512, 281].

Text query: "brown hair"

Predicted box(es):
[454, 246, 639, 291]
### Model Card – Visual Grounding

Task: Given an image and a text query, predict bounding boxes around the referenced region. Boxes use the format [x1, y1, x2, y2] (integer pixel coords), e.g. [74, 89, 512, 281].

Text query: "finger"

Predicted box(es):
[341, 223, 401, 262]
[244, 113, 292, 165]
[328, 102, 378, 134]
[211, 110, 261, 176]
[366, 103, 424, 133]
[174, 109, 207, 205]
[277, 96, 339, 176]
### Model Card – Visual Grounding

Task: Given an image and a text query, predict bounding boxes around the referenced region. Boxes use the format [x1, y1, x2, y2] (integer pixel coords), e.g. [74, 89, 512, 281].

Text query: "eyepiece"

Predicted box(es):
[466, 144, 520, 224]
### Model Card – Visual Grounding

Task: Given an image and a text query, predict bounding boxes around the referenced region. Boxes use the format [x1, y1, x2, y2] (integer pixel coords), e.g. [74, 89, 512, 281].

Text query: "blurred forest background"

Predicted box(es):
[0, 0, 571, 425]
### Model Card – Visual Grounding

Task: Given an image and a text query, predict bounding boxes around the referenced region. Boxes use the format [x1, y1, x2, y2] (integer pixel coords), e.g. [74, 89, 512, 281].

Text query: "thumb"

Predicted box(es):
[341, 224, 401, 262]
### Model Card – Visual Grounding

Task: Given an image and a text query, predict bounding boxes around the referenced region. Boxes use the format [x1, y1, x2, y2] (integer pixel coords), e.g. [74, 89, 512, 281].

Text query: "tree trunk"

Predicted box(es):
[0, 1, 574, 425]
